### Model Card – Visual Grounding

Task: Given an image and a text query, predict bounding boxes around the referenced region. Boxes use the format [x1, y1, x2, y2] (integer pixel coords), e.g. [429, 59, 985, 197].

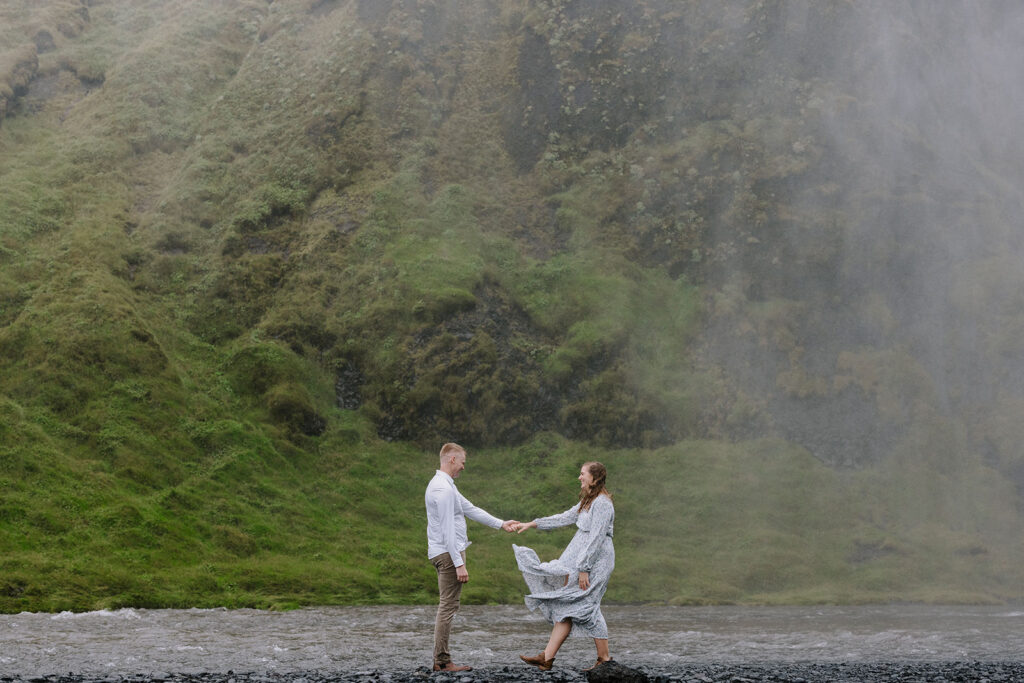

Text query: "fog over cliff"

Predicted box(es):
[649, 2, 1024, 472]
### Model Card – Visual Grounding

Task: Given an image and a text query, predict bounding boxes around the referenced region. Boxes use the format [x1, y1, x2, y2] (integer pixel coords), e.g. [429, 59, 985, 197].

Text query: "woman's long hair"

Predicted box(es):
[578, 461, 613, 511]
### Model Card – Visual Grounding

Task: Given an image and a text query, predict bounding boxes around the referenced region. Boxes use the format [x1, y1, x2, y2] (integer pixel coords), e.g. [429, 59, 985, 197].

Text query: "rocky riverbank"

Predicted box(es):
[4, 662, 1024, 683]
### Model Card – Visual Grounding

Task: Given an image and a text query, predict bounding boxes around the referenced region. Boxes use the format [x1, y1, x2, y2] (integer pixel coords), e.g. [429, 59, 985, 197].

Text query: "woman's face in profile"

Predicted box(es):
[578, 465, 594, 489]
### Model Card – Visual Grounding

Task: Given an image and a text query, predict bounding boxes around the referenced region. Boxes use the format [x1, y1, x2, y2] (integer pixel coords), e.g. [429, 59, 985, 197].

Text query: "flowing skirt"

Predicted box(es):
[512, 536, 614, 639]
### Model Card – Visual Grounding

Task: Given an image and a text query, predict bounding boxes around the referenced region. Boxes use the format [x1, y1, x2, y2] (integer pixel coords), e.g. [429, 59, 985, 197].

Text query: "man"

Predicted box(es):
[425, 442, 518, 672]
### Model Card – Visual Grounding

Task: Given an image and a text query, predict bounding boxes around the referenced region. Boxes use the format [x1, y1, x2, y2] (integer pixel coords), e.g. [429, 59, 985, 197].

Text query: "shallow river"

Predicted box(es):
[1, 604, 1022, 676]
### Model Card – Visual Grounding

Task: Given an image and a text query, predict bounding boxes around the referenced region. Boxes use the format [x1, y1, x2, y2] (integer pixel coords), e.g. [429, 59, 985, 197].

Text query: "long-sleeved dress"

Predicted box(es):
[512, 493, 615, 639]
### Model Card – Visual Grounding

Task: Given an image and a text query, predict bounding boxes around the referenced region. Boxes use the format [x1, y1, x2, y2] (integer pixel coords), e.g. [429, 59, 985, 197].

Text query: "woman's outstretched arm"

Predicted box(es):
[516, 504, 579, 532]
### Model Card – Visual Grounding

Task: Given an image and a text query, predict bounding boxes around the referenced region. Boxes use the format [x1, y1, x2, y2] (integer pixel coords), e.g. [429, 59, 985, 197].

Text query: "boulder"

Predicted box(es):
[585, 659, 649, 683]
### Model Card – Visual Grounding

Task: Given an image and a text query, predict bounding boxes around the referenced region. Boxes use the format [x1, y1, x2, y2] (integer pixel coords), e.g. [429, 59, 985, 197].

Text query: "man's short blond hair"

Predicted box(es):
[439, 442, 465, 464]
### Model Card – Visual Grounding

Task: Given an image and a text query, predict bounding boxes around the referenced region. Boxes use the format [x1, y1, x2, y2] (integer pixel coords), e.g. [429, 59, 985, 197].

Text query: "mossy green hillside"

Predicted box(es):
[2, 0, 1024, 612]
[3, 420, 1021, 612]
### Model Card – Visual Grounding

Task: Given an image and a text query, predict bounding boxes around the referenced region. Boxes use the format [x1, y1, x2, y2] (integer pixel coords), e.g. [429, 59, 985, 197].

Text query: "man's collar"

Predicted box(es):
[435, 469, 455, 485]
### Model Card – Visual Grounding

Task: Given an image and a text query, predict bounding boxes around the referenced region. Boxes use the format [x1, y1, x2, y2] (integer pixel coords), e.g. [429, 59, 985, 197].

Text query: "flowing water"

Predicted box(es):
[1, 605, 1022, 676]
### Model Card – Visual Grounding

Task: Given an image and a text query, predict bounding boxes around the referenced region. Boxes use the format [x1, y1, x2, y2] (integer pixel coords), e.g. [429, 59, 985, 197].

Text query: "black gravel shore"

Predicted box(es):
[5, 662, 1024, 683]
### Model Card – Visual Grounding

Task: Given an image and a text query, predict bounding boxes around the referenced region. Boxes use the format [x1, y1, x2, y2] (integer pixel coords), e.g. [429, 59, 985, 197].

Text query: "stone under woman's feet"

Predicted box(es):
[520, 651, 555, 670]
[583, 657, 613, 671]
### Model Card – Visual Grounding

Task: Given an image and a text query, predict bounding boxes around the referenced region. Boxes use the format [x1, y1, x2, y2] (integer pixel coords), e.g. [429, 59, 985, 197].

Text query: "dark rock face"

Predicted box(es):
[373, 282, 562, 446]
[0, 47, 39, 121]
[334, 361, 365, 410]
[503, 28, 563, 172]
[33, 30, 56, 53]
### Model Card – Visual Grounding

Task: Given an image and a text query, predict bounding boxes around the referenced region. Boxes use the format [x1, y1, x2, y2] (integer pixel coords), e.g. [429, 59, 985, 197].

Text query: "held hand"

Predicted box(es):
[578, 571, 590, 590]
[501, 520, 520, 533]
[516, 521, 537, 534]
[456, 564, 469, 583]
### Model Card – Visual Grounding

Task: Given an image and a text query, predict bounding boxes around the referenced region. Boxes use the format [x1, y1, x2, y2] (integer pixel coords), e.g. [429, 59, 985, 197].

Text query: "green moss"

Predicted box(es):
[229, 183, 311, 233]
[264, 382, 325, 437]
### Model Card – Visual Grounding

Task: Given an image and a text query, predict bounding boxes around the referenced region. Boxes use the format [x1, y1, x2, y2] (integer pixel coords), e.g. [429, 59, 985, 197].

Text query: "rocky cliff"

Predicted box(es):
[2, 0, 1024, 609]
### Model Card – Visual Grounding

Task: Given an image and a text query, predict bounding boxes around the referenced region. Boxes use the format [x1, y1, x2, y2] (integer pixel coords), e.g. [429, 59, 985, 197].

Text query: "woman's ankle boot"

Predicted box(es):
[520, 652, 554, 671]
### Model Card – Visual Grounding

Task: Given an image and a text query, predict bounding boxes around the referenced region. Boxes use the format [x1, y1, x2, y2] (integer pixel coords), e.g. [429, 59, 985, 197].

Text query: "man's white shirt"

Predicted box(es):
[425, 470, 502, 567]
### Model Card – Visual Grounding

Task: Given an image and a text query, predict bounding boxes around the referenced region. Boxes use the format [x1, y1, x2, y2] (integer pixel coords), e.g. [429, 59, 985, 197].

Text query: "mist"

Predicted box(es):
[621, 2, 1024, 473]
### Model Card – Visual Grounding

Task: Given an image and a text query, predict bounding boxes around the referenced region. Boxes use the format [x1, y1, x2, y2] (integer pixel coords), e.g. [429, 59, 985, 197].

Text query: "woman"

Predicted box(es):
[512, 461, 615, 672]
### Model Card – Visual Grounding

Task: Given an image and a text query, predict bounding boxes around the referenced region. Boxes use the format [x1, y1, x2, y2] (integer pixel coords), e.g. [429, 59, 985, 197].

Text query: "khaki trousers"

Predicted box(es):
[430, 551, 465, 667]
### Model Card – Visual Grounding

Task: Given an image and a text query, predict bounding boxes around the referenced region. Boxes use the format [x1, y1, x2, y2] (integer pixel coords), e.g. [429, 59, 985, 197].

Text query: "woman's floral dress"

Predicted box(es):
[513, 494, 615, 638]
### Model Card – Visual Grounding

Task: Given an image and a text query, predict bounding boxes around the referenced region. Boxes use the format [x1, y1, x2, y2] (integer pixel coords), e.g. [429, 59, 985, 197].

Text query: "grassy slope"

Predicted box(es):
[0, 0, 1023, 612]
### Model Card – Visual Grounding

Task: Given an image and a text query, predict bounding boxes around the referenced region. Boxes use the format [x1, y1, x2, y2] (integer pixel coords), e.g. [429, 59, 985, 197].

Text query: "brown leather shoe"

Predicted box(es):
[433, 662, 472, 672]
[582, 657, 613, 671]
[520, 651, 554, 671]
